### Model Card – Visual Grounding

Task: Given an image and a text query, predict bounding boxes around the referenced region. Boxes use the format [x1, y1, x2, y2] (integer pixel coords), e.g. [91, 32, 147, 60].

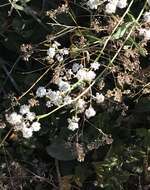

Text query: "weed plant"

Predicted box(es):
[0, 0, 150, 189]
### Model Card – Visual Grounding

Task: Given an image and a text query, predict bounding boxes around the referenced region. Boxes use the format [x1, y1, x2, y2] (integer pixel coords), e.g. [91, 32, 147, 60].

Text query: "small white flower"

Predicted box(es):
[86, 71, 96, 82]
[55, 54, 64, 62]
[95, 93, 105, 103]
[26, 112, 36, 122]
[47, 47, 56, 58]
[76, 69, 87, 81]
[59, 48, 69, 55]
[68, 122, 79, 131]
[105, 2, 117, 14]
[31, 121, 41, 132]
[72, 63, 81, 73]
[46, 90, 63, 106]
[6, 112, 22, 125]
[76, 69, 96, 82]
[63, 95, 72, 105]
[85, 106, 96, 119]
[139, 28, 146, 36]
[14, 122, 28, 131]
[63, 49, 69, 55]
[58, 80, 70, 92]
[46, 100, 53, 108]
[147, 0, 150, 6]
[87, 0, 101, 9]
[144, 30, 150, 40]
[19, 105, 30, 115]
[36, 86, 46, 98]
[68, 116, 79, 131]
[76, 99, 87, 112]
[139, 28, 150, 40]
[91, 62, 100, 70]
[66, 69, 74, 77]
[143, 11, 150, 23]
[117, 0, 127, 9]
[22, 127, 33, 138]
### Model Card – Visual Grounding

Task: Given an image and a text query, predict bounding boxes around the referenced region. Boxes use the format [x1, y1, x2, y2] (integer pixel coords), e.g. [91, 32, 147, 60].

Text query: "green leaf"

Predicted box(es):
[134, 98, 150, 113]
[113, 22, 132, 40]
[46, 138, 76, 161]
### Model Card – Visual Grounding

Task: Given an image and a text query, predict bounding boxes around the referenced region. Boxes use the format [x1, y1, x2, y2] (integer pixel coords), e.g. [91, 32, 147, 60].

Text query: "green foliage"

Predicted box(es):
[46, 138, 76, 161]
[113, 22, 133, 40]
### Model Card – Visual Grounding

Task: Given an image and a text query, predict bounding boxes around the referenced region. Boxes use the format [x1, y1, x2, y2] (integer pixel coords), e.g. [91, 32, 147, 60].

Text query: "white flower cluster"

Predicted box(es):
[87, 0, 102, 9]
[143, 11, 150, 23]
[72, 63, 82, 73]
[76, 69, 96, 82]
[67, 94, 103, 129]
[72, 61, 100, 83]
[139, 28, 150, 40]
[85, 106, 96, 119]
[72, 62, 98, 82]
[6, 105, 41, 138]
[76, 99, 87, 113]
[47, 41, 69, 62]
[116, 0, 127, 9]
[36, 59, 98, 110]
[105, 0, 127, 14]
[36, 86, 47, 98]
[58, 79, 70, 92]
[36, 84, 72, 108]
[90, 62, 100, 71]
[95, 93, 105, 103]
[35, 57, 104, 132]
[46, 89, 63, 107]
[138, 2, 150, 41]
[87, 0, 127, 13]
[68, 116, 80, 131]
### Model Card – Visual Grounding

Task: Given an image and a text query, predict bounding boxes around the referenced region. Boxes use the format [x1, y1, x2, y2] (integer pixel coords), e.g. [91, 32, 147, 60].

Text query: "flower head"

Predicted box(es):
[105, 1, 117, 14]
[68, 116, 79, 131]
[63, 95, 72, 105]
[19, 105, 30, 115]
[139, 28, 150, 40]
[46, 100, 53, 108]
[87, 0, 101, 9]
[47, 47, 56, 58]
[86, 71, 96, 82]
[85, 106, 96, 119]
[59, 48, 69, 55]
[76, 99, 87, 113]
[117, 0, 127, 9]
[95, 93, 105, 103]
[76, 69, 87, 81]
[55, 54, 64, 62]
[58, 79, 70, 92]
[31, 121, 41, 132]
[90, 62, 100, 70]
[46, 89, 63, 106]
[36, 86, 46, 98]
[143, 11, 150, 23]
[76, 69, 96, 82]
[6, 112, 22, 125]
[26, 112, 36, 122]
[72, 63, 81, 73]
[22, 127, 33, 138]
